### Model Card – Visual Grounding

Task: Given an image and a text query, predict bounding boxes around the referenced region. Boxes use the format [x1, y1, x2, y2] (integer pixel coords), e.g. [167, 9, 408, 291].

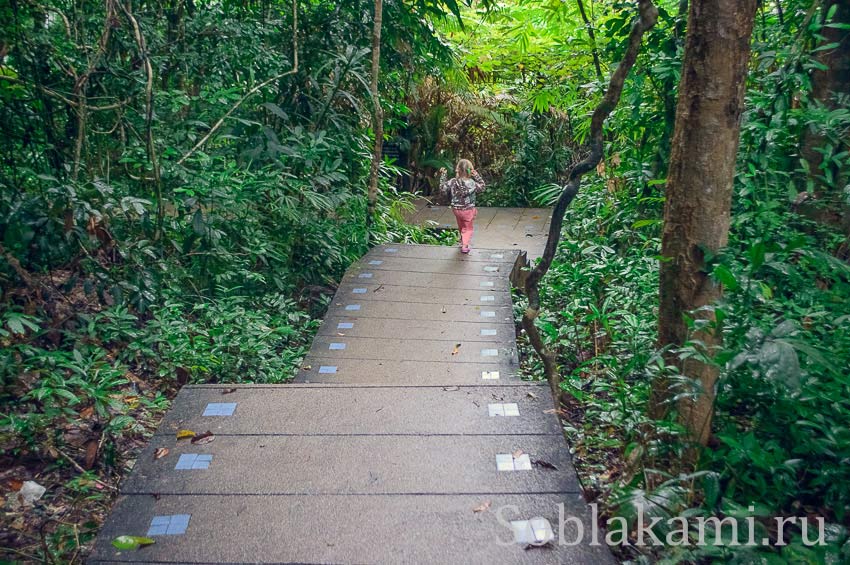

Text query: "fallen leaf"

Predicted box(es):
[83, 439, 99, 469]
[123, 395, 139, 404]
[176, 430, 196, 440]
[531, 215, 540, 219]
[526, 392, 538, 400]
[473, 501, 491, 513]
[79, 406, 94, 419]
[524, 541, 554, 550]
[532, 459, 558, 471]
[302, 365, 312, 371]
[175, 367, 190, 387]
[111, 536, 155, 550]
[451, 343, 462, 356]
[154, 448, 169, 460]
[512, 449, 524, 459]
[191, 431, 215, 445]
[7, 478, 23, 492]
[221, 388, 237, 395]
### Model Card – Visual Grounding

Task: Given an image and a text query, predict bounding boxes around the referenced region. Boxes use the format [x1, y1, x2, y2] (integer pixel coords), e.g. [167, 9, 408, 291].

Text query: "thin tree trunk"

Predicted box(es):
[576, 0, 603, 80]
[650, 0, 759, 447]
[366, 0, 384, 241]
[519, 0, 659, 404]
[798, 0, 850, 233]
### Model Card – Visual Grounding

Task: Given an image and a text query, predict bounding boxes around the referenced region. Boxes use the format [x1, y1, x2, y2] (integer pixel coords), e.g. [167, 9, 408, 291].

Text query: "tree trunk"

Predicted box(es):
[576, 0, 603, 80]
[798, 0, 850, 234]
[366, 0, 384, 240]
[650, 0, 758, 447]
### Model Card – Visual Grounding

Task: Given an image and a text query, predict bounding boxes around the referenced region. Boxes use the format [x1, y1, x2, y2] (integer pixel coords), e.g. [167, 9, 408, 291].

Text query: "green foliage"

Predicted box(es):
[442, 1, 850, 562]
[148, 294, 319, 384]
[0, 0, 464, 560]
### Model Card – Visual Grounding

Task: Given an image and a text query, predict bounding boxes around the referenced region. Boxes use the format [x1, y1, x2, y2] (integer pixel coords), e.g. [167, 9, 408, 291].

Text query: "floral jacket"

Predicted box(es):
[439, 170, 486, 210]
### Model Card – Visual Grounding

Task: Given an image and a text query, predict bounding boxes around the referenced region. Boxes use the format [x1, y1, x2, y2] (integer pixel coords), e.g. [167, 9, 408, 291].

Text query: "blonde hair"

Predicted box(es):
[455, 159, 474, 179]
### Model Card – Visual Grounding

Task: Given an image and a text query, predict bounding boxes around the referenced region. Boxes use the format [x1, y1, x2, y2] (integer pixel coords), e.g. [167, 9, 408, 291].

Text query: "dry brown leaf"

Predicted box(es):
[176, 430, 196, 440]
[154, 447, 169, 460]
[302, 365, 312, 371]
[83, 439, 99, 469]
[526, 392, 537, 400]
[79, 406, 94, 419]
[524, 541, 554, 550]
[451, 343, 462, 356]
[472, 501, 491, 513]
[175, 367, 190, 387]
[532, 459, 558, 471]
[191, 431, 215, 445]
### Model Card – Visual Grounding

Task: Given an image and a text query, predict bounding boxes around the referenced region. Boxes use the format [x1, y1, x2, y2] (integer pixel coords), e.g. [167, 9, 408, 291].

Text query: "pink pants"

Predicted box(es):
[453, 207, 477, 247]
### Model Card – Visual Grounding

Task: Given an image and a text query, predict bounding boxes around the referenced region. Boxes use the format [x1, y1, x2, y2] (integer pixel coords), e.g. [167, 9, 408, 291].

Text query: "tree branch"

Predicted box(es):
[176, 0, 299, 166]
[520, 0, 658, 402]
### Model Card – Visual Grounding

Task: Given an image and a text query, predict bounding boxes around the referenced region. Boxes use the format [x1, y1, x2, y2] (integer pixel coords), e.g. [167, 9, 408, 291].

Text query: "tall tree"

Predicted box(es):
[366, 0, 384, 239]
[650, 0, 759, 445]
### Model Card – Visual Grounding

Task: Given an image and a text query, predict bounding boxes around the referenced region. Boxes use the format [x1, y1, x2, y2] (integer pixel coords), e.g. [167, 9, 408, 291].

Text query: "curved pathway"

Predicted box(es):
[90, 209, 613, 564]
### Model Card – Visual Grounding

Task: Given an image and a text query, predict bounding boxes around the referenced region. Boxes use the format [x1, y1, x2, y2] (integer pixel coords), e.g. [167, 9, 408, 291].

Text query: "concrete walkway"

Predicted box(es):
[90, 240, 613, 563]
[406, 199, 553, 259]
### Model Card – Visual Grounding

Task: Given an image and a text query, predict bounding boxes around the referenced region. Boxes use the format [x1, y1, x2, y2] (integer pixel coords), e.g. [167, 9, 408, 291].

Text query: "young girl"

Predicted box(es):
[438, 159, 486, 253]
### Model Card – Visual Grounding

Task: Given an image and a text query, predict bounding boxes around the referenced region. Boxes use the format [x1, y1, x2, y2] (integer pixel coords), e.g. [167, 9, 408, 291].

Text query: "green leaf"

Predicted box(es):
[6, 316, 25, 335]
[631, 219, 661, 229]
[703, 472, 720, 509]
[111, 536, 155, 550]
[712, 264, 738, 290]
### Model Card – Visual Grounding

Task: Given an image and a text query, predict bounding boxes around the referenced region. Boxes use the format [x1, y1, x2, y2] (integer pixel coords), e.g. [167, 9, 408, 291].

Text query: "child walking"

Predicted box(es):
[438, 159, 486, 254]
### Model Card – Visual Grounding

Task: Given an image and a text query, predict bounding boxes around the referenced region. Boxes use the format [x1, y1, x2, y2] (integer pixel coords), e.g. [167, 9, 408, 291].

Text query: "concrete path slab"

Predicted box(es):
[350, 255, 513, 276]
[343, 269, 512, 291]
[318, 317, 513, 342]
[406, 200, 553, 260]
[153, 385, 556, 436]
[90, 494, 614, 564]
[325, 300, 515, 324]
[371, 243, 519, 263]
[308, 335, 518, 365]
[90, 239, 613, 564]
[124, 435, 579, 495]
[295, 358, 521, 386]
[335, 282, 513, 307]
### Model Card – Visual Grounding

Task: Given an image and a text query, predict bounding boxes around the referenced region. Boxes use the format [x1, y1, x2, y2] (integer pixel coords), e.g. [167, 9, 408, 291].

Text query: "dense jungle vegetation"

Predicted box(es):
[1, 0, 849, 562]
